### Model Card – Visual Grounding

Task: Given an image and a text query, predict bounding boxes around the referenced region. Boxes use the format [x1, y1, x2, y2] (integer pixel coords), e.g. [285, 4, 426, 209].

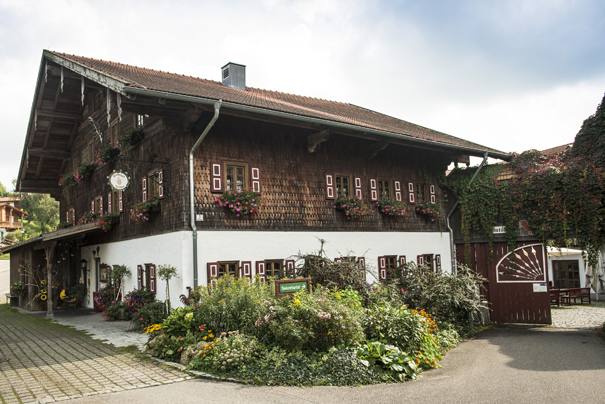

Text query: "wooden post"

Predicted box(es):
[43, 243, 56, 318]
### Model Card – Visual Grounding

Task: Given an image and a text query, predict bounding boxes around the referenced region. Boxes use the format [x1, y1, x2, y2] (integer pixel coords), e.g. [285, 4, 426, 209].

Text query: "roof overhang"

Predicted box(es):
[0, 222, 100, 254]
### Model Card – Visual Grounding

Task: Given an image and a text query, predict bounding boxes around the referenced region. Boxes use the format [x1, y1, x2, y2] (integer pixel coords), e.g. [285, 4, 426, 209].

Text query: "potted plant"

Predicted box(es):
[118, 126, 145, 146]
[415, 202, 443, 222]
[95, 142, 121, 166]
[215, 188, 263, 217]
[333, 194, 371, 219]
[130, 196, 161, 223]
[73, 162, 94, 184]
[11, 281, 27, 306]
[376, 197, 409, 217]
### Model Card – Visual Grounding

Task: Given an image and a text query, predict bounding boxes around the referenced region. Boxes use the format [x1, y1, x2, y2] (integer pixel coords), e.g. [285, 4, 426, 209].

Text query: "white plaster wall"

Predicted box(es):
[197, 230, 452, 285]
[81, 231, 191, 309]
[80, 230, 452, 309]
[547, 253, 586, 287]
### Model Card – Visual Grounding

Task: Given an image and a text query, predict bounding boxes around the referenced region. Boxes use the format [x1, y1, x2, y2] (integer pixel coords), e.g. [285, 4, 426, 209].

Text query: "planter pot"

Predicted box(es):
[93, 292, 102, 312]
[149, 203, 161, 213]
[129, 130, 145, 145]
[9, 295, 18, 307]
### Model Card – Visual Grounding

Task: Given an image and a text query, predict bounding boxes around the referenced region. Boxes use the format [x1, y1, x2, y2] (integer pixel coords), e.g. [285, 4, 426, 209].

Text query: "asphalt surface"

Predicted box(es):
[65, 326, 605, 404]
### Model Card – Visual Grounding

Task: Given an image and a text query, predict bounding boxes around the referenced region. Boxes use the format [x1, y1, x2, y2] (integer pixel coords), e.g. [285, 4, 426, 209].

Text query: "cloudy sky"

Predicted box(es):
[1, 0, 604, 191]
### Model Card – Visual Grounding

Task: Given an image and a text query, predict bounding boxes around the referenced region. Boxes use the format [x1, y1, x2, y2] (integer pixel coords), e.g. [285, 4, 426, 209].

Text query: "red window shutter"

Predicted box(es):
[158, 169, 164, 199]
[369, 178, 378, 201]
[408, 183, 415, 204]
[142, 177, 148, 202]
[285, 259, 295, 277]
[149, 264, 157, 294]
[435, 254, 441, 273]
[354, 177, 363, 199]
[99, 196, 104, 214]
[325, 173, 335, 200]
[417, 255, 424, 266]
[107, 192, 112, 214]
[118, 191, 123, 212]
[429, 184, 436, 204]
[250, 167, 261, 192]
[256, 261, 267, 282]
[242, 261, 252, 279]
[378, 256, 386, 281]
[137, 265, 143, 289]
[394, 181, 402, 202]
[398, 255, 406, 266]
[207, 262, 219, 285]
[334, 257, 342, 263]
[357, 257, 366, 279]
[210, 162, 222, 193]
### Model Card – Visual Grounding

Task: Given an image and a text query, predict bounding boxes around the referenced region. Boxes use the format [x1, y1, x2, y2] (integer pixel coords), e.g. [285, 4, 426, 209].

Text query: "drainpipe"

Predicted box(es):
[190, 100, 222, 289]
[447, 151, 489, 275]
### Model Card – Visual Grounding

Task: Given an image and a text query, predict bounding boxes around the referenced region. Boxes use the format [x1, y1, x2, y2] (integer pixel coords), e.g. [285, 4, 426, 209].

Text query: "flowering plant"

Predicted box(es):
[73, 163, 93, 183]
[215, 188, 262, 217]
[94, 284, 121, 312]
[334, 194, 371, 219]
[130, 196, 160, 223]
[123, 287, 155, 317]
[57, 221, 73, 230]
[376, 197, 409, 216]
[415, 202, 443, 222]
[76, 210, 118, 232]
[95, 141, 120, 166]
[58, 172, 75, 188]
[11, 281, 27, 297]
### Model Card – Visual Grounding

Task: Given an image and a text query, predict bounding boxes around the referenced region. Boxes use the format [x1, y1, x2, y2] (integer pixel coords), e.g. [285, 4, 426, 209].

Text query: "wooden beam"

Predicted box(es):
[36, 109, 80, 120]
[34, 156, 44, 181]
[307, 129, 331, 153]
[366, 140, 390, 159]
[19, 187, 61, 194]
[20, 180, 61, 189]
[42, 117, 54, 150]
[28, 148, 71, 159]
[67, 120, 79, 150]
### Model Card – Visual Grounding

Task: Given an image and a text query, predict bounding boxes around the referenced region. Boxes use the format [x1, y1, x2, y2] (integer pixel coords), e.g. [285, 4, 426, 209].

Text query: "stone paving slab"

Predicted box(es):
[0, 304, 191, 404]
[550, 298, 605, 329]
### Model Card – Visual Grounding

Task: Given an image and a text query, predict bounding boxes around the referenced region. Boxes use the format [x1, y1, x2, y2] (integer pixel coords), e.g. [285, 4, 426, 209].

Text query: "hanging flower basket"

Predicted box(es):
[118, 126, 145, 146]
[334, 194, 371, 219]
[130, 197, 160, 223]
[376, 197, 409, 217]
[415, 202, 443, 222]
[73, 163, 94, 184]
[95, 143, 121, 166]
[215, 188, 263, 217]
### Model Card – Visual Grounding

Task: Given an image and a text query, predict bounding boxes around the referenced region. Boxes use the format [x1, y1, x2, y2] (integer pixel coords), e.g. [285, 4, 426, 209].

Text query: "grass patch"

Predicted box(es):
[0, 252, 9, 259]
[117, 344, 139, 353]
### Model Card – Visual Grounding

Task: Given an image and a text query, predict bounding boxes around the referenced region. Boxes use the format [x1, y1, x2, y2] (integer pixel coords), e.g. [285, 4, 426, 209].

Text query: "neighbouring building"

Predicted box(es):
[0, 197, 27, 246]
[2, 50, 509, 312]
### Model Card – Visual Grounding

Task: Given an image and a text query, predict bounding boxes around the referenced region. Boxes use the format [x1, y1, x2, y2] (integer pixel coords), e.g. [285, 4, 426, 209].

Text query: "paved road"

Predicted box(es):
[0, 305, 190, 404]
[0, 259, 9, 297]
[67, 326, 605, 404]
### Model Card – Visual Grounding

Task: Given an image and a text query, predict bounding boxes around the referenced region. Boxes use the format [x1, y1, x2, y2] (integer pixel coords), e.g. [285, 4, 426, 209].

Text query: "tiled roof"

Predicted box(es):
[541, 143, 573, 156]
[52, 51, 508, 157]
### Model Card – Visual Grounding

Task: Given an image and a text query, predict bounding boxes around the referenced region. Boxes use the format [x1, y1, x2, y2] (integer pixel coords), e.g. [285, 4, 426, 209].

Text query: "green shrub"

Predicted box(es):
[103, 301, 127, 321]
[153, 332, 197, 361]
[188, 332, 260, 374]
[389, 262, 486, 330]
[94, 284, 120, 312]
[356, 340, 417, 381]
[162, 306, 199, 337]
[122, 287, 155, 319]
[132, 301, 168, 332]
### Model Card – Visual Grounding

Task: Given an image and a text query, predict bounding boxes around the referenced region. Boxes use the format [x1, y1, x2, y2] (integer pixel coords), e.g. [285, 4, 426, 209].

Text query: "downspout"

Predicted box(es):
[190, 100, 222, 289]
[447, 151, 489, 275]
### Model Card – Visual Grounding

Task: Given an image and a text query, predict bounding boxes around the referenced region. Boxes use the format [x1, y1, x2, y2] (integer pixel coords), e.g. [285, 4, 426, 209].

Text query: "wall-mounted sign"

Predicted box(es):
[493, 226, 506, 234]
[108, 170, 130, 191]
[275, 278, 310, 298]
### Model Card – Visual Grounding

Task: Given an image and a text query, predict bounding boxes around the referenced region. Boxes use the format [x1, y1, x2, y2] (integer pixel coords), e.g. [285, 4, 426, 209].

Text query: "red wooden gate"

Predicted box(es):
[457, 242, 551, 324]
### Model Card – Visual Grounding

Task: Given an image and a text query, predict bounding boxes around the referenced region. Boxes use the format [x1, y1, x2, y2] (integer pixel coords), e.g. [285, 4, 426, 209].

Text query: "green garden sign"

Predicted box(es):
[275, 278, 310, 298]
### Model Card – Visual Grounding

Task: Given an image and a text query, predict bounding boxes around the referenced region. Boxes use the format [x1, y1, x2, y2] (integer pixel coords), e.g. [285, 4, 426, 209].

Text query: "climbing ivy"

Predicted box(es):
[440, 93, 605, 269]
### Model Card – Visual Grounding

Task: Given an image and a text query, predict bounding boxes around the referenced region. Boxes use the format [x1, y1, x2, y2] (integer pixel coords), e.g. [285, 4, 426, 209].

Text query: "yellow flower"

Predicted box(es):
[41, 294, 47, 301]
[327, 331, 331, 335]
[209, 334, 213, 338]
[293, 299, 301, 307]
[41, 280, 47, 285]
[203, 336, 207, 340]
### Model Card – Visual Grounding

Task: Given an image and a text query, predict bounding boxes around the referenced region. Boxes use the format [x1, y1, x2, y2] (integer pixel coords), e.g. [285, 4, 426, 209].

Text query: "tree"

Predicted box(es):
[110, 265, 131, 301]
[0, 181, 10, 198]
[17, 193, 59, 237]
[157, 265, 179, 312]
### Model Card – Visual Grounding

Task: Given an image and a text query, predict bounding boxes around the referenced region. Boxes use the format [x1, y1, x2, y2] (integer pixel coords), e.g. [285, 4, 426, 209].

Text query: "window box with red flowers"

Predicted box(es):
[415, 202, 443, 222]
[130, 196, 161, 223]
[215, 188, 263, 217]
[334, 194, 371, 219]
[376, 197, 409, 217]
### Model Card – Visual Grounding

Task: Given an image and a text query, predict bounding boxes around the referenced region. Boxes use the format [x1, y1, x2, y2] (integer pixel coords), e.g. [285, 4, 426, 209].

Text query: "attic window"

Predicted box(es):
[222, 67, 230, 80]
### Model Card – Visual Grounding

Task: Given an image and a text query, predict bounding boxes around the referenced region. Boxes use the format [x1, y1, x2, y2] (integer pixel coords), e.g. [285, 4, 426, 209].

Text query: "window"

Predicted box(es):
[335, 175, 350, 197]
[378, 180, 391, 199]
[72, 155, 79, 172]
[385, 255, 397, 270]
[553, 260, 580, 288]
[416, 184, 426, 203]
[219, 261, 239, 278]
[423, 254, 434, 272]
[136, 114, 145, 128]
[148, 170, 160, 198]
[266, 260, 284, 280]
[94, 196, 103, 214]
[225, 162, 248, 191]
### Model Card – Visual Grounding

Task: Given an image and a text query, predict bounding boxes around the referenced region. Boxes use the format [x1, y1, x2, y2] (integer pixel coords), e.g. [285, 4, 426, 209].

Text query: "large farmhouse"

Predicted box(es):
[4, 50, 509, 312]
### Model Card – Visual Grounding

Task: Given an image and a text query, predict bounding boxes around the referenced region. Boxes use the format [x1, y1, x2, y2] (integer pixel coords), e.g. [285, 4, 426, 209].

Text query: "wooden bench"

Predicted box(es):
[561, 287, 591, 305]
[549, 288, 560, 307]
